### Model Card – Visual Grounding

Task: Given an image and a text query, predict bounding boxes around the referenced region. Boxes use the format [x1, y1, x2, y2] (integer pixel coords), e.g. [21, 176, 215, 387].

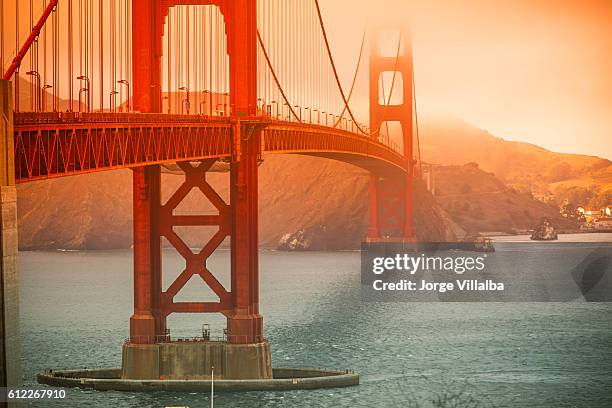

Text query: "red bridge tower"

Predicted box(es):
[368, 28, 415, 241]
[123, 0, 270, 380]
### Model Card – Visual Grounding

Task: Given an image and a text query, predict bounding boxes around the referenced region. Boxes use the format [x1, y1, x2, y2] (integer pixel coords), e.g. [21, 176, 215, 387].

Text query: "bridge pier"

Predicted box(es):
[0, 80, 22, 395]
[122, 125, 271, 380]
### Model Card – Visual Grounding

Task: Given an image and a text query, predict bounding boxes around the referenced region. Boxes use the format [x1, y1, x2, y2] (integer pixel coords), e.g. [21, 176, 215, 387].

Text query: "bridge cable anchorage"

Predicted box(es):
[313, 0, 369, 136]
[332, 31, 366, 129]
[256, 29, 301, 123]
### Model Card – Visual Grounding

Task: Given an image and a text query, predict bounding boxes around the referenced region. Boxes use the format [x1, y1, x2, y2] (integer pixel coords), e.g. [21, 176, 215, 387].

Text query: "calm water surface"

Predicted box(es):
[18, 235, 612, 407]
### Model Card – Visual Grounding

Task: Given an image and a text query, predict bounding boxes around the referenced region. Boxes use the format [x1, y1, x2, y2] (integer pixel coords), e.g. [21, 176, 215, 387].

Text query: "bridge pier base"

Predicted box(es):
[0, 80, 21, 396]
[121, 340, 271, 380]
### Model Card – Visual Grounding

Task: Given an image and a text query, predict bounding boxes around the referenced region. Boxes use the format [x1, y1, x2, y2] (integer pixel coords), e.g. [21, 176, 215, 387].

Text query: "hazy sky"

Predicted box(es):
[3, 0, 610, 159]
[320, 0, 612, 159]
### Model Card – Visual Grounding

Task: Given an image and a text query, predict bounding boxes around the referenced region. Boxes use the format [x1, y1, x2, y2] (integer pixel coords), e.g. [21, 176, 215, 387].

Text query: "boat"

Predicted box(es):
[530, 218, 558, 241]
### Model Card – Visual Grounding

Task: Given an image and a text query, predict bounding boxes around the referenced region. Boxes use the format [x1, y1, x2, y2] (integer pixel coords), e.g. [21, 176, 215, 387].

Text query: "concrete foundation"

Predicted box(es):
[38, 367, 359, 392]
[121, 340, 272, 380]
[0, 79, 22, 394]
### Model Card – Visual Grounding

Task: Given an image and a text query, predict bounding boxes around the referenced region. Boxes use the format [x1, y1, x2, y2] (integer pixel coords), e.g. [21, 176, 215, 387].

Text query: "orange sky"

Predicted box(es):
[320, 0, 612, 159]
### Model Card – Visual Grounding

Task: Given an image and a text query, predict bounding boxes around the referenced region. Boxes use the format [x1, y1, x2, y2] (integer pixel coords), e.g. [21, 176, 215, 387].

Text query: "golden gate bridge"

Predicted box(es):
[0, 0, 418, 385]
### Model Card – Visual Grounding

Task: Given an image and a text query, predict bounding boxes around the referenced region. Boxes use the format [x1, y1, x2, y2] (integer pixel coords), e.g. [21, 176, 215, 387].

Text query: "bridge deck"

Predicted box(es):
[13, 113, 407, 183]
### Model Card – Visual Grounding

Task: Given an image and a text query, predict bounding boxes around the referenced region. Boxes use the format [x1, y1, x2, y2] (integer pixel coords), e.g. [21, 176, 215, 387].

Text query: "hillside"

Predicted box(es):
[420, 116, 612, 203]
[16, 155, 462, 250]
[432, 163, 575, 233]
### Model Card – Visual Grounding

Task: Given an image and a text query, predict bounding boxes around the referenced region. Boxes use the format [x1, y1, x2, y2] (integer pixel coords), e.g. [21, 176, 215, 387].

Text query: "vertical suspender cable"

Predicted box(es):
[68, 0, 73, 111]
[99, 0, 103, 110]
[42, 1, 47, 111]
[167, 8, 171, 113]
[0, 0, 3, 74]
[53, 2, 58, 111]
[186, 6, 190, 113]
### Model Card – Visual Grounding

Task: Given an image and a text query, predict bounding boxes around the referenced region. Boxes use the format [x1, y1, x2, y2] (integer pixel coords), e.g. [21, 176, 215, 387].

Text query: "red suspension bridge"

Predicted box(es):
[0, 0, 417, 382]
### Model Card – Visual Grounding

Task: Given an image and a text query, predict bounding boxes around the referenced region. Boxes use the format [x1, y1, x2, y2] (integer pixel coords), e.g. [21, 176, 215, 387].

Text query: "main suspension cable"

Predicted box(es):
[256, 29, 301, 123]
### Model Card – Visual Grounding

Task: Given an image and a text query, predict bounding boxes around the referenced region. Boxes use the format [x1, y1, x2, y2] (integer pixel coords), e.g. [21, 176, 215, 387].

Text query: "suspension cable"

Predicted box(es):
[256, 29, 301, 123]
[313, 0, 368, 135]
[332, 30, 365, 128]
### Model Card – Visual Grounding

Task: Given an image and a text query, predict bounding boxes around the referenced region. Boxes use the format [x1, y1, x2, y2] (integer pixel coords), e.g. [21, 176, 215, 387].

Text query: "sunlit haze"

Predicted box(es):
[320, 0, 612, 159]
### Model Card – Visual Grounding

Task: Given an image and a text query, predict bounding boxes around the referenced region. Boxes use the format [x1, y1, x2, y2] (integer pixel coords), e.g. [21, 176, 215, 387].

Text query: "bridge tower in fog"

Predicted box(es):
[368, 28, 415, 241]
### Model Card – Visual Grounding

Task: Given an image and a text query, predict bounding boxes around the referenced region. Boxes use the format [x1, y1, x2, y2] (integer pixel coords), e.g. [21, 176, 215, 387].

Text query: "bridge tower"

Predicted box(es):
[368, 28, 415, 241]
[123, 0, 270, 380]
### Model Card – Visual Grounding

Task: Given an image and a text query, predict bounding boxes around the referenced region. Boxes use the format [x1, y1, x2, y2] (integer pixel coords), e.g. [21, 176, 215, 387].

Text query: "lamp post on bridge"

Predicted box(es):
[42, 85, 52, 112]
[223, 92, 229, 116]
[304, 107, 311, 123]
[203, 90, 211, 115]
[26, 70, 41, 112]
[179, 86, 190, 115]
[117, 79, 131, 112]
[109, 90, 118, 113]
[163, 96, 170, 114]
[271, 101, 279, 120]
[257, 98, 264, 115]
[322, 111, 327, 126]
[314, 109, 320, 124]
[77, 75, 90, 112]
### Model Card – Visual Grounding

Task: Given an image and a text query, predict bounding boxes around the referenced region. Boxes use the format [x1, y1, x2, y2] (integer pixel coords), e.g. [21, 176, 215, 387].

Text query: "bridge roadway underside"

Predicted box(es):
[12, 116, 408, 184]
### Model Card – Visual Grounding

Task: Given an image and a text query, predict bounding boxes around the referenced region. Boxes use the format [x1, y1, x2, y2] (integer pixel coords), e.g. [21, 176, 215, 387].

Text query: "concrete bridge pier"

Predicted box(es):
[0, 80, 22, 399]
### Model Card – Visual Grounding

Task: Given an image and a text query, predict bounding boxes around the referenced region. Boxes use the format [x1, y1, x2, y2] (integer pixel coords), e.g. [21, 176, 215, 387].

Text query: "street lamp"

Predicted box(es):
[109, 90, 119, 113]
[77, 75, 90, 112]
[42, 84, 52, 112]
[203, 90, 211, 115]
[179, 86, 190, 114]
[163, 95, 170, 114]
[26, 70, 41, 112]
[270, 101, 279, 119]
[314, 109, 320, 124]
[117, 79, 131, 112]
[322, 111, 327, 126]
[223, 92, 230, 116]
[304, 107, 311, 123]
[257, 98, 265, 115]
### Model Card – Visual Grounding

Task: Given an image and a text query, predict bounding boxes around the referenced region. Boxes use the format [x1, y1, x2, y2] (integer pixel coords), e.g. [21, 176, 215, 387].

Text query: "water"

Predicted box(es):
[19, 237, 612, 407]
